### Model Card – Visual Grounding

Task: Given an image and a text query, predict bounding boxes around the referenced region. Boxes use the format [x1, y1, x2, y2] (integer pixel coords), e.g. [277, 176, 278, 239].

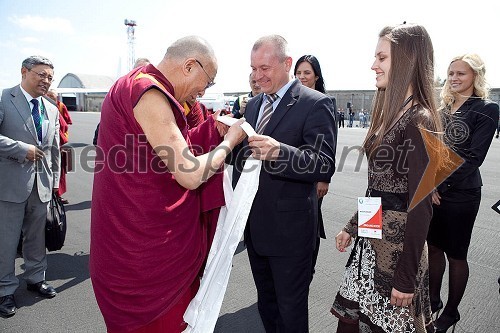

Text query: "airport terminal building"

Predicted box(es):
[57, 73, 114, 112]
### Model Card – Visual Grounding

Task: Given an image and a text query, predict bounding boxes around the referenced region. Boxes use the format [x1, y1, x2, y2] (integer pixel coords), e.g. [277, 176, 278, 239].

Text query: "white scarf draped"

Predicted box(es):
[183, 116, 260, 332]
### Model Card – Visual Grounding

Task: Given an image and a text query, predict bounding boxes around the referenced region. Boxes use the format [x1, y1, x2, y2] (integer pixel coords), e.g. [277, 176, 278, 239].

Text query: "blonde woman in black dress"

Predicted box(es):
[427, 54, 499, 333]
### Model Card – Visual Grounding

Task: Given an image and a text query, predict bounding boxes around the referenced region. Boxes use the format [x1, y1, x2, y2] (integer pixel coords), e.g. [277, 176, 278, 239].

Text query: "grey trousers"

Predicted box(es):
[0, 182, 48, 296]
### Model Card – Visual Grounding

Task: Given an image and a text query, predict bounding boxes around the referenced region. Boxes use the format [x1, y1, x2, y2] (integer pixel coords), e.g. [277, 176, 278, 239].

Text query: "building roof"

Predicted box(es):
[57, 73, 114, 90]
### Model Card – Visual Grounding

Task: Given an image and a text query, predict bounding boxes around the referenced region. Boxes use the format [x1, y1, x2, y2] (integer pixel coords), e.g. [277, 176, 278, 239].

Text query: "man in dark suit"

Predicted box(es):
[0, 56, 60, 318]
[230, 35, 337, 332]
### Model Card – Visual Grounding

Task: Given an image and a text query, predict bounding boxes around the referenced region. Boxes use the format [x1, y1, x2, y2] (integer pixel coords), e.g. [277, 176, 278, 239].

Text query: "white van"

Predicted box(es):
[197, 93, 238, 113]
[197, 93, 226, 111]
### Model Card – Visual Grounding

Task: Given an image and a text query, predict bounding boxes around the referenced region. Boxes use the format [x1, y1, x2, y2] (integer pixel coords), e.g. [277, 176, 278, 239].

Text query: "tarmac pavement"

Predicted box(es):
[2, 112, 499, 332]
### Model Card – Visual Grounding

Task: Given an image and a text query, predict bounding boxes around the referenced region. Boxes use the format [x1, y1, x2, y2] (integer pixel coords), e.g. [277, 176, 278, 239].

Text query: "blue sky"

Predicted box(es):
[1, 0, 499, 93]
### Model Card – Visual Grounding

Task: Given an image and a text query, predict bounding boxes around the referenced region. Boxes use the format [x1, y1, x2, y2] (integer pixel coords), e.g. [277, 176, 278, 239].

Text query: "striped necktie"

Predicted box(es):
[31, 99, 42, 142]
[256, 94, 278, 134]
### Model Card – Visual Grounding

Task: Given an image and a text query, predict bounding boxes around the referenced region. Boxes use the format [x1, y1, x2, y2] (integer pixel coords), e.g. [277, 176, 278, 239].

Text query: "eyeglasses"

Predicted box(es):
[195, 59, 215, 90]
[28, 69, 54, 83]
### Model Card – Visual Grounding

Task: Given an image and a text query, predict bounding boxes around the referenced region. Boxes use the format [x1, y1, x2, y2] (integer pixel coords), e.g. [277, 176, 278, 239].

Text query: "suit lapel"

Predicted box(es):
[263, 81, 299, 135]
[41, 97, 54, 144]
[11, 86, 38, 143]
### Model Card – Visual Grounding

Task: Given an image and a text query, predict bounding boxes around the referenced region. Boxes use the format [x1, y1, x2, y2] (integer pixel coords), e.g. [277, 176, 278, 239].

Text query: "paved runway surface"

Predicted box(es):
[2, 112, 499, 332]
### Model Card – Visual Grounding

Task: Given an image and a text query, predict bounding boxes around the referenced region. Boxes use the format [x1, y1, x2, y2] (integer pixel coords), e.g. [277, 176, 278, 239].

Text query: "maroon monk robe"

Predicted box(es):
[56, 100, 72, 197]
[186, 101, 225, 252]
[90, 64, 222, 332]
[185, 101, 207, 128]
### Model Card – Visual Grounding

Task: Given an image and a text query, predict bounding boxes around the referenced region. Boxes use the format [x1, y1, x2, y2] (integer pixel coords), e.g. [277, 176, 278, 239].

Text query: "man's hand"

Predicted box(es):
[225, 119, 247, 148]
[26, 145, 44, 162]
[317, 182, 329, 198]
[248, 135, 281, 160]
[239, 98, 248, 115]
[390, 288, 414, 307]
[213, 110, 231, 137]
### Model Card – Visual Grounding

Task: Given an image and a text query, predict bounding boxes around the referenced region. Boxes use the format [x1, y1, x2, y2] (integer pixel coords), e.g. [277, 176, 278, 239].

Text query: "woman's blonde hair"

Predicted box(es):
[440, 53, 490, 110]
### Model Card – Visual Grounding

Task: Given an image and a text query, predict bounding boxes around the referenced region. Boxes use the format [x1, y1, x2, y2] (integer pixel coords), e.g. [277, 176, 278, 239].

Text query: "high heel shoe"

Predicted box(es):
[431, 300, 443, 319]
[435, 311, 460, 333]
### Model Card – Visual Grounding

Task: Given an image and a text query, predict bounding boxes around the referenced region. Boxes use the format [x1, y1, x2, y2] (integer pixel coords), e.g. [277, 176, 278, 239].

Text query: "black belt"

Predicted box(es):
[369, 189, 407, 212]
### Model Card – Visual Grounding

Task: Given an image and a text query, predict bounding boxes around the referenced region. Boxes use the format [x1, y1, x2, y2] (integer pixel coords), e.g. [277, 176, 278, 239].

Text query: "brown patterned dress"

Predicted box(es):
[331, 105, 435, 332]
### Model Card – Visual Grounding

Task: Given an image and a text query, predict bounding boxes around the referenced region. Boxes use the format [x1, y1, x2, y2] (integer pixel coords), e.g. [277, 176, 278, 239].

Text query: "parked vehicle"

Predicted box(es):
[197, 93, 226, 111]
[197, 93, 237, 114]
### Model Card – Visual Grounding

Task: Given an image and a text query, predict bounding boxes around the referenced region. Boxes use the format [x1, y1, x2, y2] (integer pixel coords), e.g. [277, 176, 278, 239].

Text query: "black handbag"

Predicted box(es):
[45, 193, 67, 251]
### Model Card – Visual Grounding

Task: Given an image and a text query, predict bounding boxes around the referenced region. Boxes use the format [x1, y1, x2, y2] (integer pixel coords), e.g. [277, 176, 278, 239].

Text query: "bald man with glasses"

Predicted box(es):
[89, 35, 245, 332]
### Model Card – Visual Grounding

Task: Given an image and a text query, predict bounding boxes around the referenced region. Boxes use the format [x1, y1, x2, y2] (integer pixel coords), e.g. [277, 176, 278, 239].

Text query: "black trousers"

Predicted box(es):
[247, 232, 313, 333]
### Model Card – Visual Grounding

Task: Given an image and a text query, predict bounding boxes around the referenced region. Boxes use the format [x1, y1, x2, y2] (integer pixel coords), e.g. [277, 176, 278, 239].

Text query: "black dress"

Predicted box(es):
[427, 97, 499, 259]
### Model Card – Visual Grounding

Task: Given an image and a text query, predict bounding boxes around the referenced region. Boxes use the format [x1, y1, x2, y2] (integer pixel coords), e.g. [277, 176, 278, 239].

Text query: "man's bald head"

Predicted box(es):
[164, 35, 216, 65]
[158, 36, 218, 104]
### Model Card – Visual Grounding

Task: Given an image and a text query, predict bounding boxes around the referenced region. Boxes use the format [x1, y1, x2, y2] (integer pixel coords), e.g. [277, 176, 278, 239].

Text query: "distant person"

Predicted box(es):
[93, 58, 150, 146]
[358, 110, 365, 128]
[0, 56, 60, 318]
[134, 57, 150, 68]
[89, 36, 246, 332]
[331, 23, 442, 333]
[348, 107, 354, 127]
[46, 89, 72, 204]
[230, 35, 336, 332]
[294, 54, 337, 281]
[232, 73, 262, 119]
[427, 54, 499, 333]
[363, 110, 370, 127]
[338, 110, 345, 128]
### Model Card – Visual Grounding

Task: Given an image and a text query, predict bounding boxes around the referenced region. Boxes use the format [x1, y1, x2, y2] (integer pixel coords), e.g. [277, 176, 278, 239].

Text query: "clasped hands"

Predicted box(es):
[248, 135, 280, 160]
[214, 111, 280, 160]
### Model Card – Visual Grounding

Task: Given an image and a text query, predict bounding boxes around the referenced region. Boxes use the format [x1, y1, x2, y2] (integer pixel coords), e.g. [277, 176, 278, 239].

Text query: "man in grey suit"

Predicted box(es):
[230, 35, 337, 332]
[0, 56, 60, 318]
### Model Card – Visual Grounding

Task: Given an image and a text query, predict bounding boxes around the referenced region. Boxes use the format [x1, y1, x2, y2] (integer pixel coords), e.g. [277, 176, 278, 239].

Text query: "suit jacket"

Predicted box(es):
[438, 97, 499, 195]
[231, 80, 337, 256]
[0, 85, 60, 203]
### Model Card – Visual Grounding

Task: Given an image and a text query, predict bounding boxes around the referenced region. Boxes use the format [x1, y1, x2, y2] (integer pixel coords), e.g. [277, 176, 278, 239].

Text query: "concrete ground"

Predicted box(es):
[2, 112, 499, 332]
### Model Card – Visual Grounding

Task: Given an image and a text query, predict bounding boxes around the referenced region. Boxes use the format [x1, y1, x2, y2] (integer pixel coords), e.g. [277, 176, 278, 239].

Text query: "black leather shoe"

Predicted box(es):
[0, 294, 17, 318]
[27, 281, 57, 298]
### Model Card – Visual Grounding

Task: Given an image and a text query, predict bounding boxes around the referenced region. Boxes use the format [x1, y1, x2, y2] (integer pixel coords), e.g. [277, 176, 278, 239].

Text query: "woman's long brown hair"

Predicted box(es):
[363, 24, 443, 158]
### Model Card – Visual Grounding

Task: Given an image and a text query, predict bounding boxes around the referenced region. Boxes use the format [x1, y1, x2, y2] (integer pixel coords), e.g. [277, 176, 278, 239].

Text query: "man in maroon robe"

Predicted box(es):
[90, 36, 245, 333]
[46, 90, 72, 203]
[184, 98, 223, 252]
